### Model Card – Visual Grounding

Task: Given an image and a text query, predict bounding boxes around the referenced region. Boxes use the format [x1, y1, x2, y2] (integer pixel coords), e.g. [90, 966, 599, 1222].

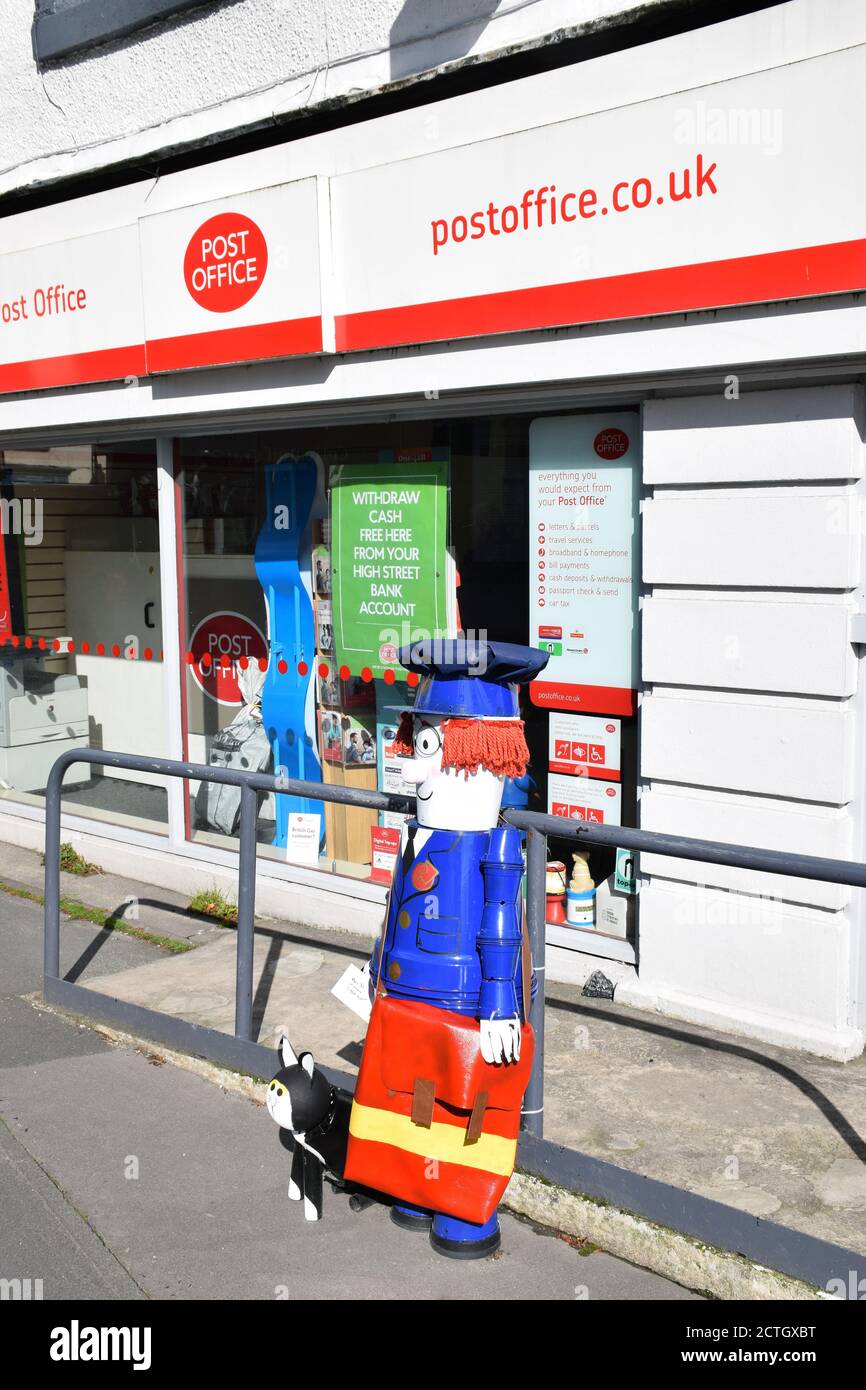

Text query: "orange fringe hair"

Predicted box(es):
[387, 711, 415, 757]
[387, 712, 529, 780]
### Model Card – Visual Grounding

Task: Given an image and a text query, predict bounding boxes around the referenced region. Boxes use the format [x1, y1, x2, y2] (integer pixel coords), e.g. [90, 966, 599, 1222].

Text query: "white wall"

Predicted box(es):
[1, 0, 677, 197]
[638, 384, 866, 1059]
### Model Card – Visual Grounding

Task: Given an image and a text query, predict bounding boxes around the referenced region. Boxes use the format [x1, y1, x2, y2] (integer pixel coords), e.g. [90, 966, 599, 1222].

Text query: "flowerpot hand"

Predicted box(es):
[479, 1017, 521, 1065]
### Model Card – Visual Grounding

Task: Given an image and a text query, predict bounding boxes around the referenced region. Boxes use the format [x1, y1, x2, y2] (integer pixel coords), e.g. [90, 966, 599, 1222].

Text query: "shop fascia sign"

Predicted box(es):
[330, 43, 866, 349]
[0, 224, 147, 394]
[139, 179, 325, 372]
[0, 178, 326, 395]
[1, 44, 865, 395]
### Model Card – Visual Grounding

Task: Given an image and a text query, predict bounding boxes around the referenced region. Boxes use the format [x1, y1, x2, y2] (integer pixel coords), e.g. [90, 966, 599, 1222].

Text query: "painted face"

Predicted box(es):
[266, 1075, 295, 1130]
[398, 714, 505, 831]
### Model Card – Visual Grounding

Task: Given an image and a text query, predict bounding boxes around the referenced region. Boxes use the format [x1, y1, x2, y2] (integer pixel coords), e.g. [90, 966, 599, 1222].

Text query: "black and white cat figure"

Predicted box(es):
[266, 1034, 352, 1221]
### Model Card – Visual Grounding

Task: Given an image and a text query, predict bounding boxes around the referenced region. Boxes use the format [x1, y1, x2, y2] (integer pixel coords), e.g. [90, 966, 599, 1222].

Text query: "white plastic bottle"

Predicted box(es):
[566, 849, 596, 927]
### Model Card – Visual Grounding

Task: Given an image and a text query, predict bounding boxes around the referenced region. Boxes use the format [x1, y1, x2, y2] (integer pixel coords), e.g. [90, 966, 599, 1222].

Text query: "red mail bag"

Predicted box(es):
[345, 995, 534, 1225]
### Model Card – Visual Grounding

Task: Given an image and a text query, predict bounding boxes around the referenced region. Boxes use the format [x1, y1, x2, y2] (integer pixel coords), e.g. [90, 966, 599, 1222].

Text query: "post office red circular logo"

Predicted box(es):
[184, 213, 268, 313]
[593, 427, 630, 460]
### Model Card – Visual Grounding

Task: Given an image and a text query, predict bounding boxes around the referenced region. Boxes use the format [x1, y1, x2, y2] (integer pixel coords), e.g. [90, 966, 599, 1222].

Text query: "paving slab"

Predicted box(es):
[0, 884, 167, 1003]
[84, 923, 371, 1074]
[540, 990, 866, 1253]
[0, 840, 225, 948]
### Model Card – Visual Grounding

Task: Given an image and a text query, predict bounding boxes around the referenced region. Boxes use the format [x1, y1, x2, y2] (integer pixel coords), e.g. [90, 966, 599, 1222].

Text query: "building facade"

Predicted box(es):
[1, 0, 864, 1061]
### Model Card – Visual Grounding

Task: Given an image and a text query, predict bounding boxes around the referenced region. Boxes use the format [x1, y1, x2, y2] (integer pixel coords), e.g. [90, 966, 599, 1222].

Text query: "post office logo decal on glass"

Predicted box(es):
[593, 427, 630, 461]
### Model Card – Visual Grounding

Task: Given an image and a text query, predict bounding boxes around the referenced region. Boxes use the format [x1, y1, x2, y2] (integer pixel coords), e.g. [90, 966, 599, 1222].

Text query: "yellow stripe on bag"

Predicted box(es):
[349, 1102, 516, 1177]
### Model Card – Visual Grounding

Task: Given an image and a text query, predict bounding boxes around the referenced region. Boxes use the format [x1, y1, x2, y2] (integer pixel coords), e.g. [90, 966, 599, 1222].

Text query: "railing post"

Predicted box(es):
[43, 757, 64, 984]
[522, 825, 547, 1138]
[234, 781, 257, 1042]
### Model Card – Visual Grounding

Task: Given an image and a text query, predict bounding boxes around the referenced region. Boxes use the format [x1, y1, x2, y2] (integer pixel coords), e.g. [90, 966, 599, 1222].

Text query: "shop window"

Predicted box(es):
[0, 441, 168, 834]
[176, 414, 638, 946]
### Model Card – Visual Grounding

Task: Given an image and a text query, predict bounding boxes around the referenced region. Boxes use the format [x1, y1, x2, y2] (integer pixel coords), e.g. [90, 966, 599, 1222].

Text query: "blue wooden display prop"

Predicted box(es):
[254, 454, 324, 849]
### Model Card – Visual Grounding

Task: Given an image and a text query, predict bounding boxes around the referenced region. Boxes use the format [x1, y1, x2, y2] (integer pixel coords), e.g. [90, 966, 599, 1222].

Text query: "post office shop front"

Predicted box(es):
[1, 2, 865, 1065]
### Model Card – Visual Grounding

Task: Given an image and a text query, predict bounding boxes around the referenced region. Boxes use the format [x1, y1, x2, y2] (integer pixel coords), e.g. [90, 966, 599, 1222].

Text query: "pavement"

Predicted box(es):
[24, 838, 865, 1258]
[0, 870, 698, 1301]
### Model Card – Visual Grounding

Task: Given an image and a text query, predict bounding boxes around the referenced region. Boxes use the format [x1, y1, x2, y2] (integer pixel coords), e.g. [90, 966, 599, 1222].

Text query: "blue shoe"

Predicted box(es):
[390, 1201, 433, 1232]
[430, 1210, 501, 1259]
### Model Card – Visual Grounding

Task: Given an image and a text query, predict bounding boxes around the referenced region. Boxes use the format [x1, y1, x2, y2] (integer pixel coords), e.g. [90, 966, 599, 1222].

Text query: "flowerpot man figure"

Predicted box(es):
[345, 638, 549, 1258]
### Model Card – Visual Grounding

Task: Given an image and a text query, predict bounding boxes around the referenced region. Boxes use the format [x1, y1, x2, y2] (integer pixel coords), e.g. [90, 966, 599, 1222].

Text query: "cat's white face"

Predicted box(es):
[266, 1077, 295, 1131]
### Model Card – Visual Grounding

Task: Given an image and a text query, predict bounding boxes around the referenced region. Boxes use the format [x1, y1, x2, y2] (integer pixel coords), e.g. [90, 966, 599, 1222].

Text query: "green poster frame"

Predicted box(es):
[330, 448, 449, 679]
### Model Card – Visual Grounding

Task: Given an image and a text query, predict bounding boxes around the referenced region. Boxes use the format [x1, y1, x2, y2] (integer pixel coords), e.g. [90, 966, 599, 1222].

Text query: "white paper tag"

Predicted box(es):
[331, 961, 372, 1023]
[286, 812, 321, 865]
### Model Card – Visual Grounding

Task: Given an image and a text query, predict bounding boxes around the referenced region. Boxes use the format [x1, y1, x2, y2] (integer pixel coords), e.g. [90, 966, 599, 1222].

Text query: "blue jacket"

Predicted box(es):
[372, 820, 530, 1020]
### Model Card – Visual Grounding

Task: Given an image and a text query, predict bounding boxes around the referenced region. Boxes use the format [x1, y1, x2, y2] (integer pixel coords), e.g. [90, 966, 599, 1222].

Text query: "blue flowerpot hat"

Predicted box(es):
[398, 638, 549, 719]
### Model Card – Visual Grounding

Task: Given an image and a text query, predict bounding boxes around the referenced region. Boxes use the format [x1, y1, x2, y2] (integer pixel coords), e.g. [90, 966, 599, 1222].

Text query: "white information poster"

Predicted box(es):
[548, 712, 620, 781]
[548, 772, 622, 827]
[286, 812, 321, 865]
[529, 412, 639, 715]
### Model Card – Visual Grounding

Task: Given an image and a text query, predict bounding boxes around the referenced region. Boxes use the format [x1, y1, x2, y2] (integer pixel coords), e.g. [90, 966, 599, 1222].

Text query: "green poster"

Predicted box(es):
[331, 448, 449, 678]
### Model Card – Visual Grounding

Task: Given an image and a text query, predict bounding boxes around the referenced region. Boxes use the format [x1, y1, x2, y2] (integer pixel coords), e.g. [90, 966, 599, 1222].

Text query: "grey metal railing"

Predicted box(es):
[43, 748, 415, 1078]
[41, 747, 866, 1291]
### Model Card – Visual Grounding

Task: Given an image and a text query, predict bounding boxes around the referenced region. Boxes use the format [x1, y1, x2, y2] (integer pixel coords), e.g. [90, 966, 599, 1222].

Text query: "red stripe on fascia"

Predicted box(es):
[0, 344, 147, 395]
[146, 317, 323, 372]
[548, 761, 622, 782]
[334, 238, 866, 351]
[530, 682, 637, 717]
